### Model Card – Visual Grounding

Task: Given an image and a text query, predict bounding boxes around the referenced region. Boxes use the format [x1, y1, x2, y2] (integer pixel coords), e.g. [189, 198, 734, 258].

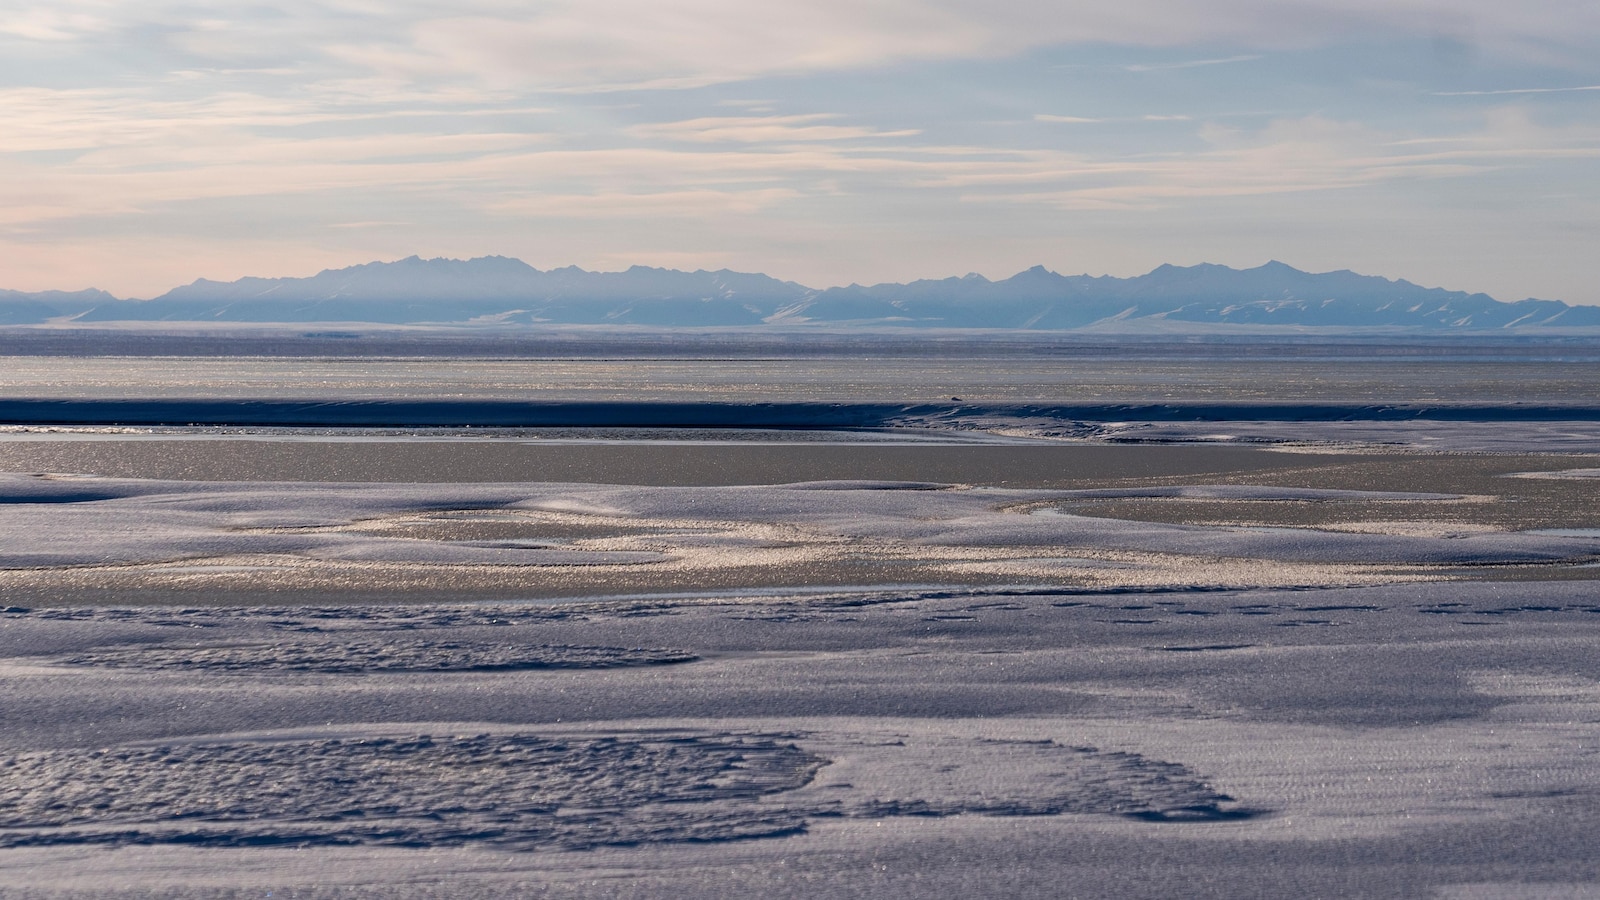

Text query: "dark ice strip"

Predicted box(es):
[4, 399, 1600, 428]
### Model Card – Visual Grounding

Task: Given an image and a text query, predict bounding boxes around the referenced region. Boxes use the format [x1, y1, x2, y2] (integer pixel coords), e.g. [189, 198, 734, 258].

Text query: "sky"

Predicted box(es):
[2, 1, 1598, 303]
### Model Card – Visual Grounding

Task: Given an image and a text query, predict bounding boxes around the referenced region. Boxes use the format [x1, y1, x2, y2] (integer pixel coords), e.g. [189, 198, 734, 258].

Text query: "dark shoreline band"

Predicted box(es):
[2, 399, 1599, 429]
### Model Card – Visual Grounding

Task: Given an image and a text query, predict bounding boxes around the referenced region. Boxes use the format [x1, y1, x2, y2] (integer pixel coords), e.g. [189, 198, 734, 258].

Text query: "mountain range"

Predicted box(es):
[4, 256, 1597, 330]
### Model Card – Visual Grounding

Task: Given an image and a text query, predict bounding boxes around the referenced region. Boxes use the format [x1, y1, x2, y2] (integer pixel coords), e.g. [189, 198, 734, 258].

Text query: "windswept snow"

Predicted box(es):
[1, 475, 1594, 582]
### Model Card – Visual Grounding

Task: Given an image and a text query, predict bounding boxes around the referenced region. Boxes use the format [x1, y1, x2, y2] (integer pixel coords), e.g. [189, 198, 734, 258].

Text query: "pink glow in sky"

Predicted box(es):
[2, 0, 1598, 302]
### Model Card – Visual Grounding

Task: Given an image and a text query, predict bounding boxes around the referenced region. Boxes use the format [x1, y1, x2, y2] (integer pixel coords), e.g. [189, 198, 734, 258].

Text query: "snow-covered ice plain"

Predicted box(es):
[2, 341, 1600, 897]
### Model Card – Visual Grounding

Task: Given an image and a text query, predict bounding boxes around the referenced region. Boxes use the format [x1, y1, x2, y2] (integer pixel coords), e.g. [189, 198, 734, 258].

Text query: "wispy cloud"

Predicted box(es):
[7, 1, 1598, 94]
[0, 11, 107, 41]
[485, 188, 805, 218]
[1034, 113, 1192, 124]
[627, 114, 919, 143]
[1123, 54, 1261, 72]
[5, 81, 1592, 239]
[1434, 84, 1600, 96]
[326, 2, 991, 93]
[952, 114, 1600, 209]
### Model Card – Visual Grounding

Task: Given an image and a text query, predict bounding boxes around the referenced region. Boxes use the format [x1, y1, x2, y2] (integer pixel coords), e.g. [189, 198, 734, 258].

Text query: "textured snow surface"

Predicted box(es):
[1075, 420, 1600, 453]
[0, 732, 824, 850]
[3, 579, 1600, 896]
[0, 730, 1237, 851]
[3, 455, 1600, 896]
[53, 640, 698, 674]
[1, 474, 1595, 576]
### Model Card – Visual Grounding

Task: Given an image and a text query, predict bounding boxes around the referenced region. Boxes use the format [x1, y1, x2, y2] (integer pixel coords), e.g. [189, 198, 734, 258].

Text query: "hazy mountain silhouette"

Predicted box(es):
[0, 288, 119, 326]
[5, 256, 1597, 330]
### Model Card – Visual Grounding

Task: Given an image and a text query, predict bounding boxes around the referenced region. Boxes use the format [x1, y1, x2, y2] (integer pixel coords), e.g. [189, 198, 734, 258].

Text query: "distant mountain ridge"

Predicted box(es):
[4, 256, 1597, 330]
[105, 256, 810, 327]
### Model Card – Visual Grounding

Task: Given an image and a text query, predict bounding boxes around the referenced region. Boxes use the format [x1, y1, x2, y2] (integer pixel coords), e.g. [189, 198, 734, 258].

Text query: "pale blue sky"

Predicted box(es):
[2, 1, 1598, 302]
